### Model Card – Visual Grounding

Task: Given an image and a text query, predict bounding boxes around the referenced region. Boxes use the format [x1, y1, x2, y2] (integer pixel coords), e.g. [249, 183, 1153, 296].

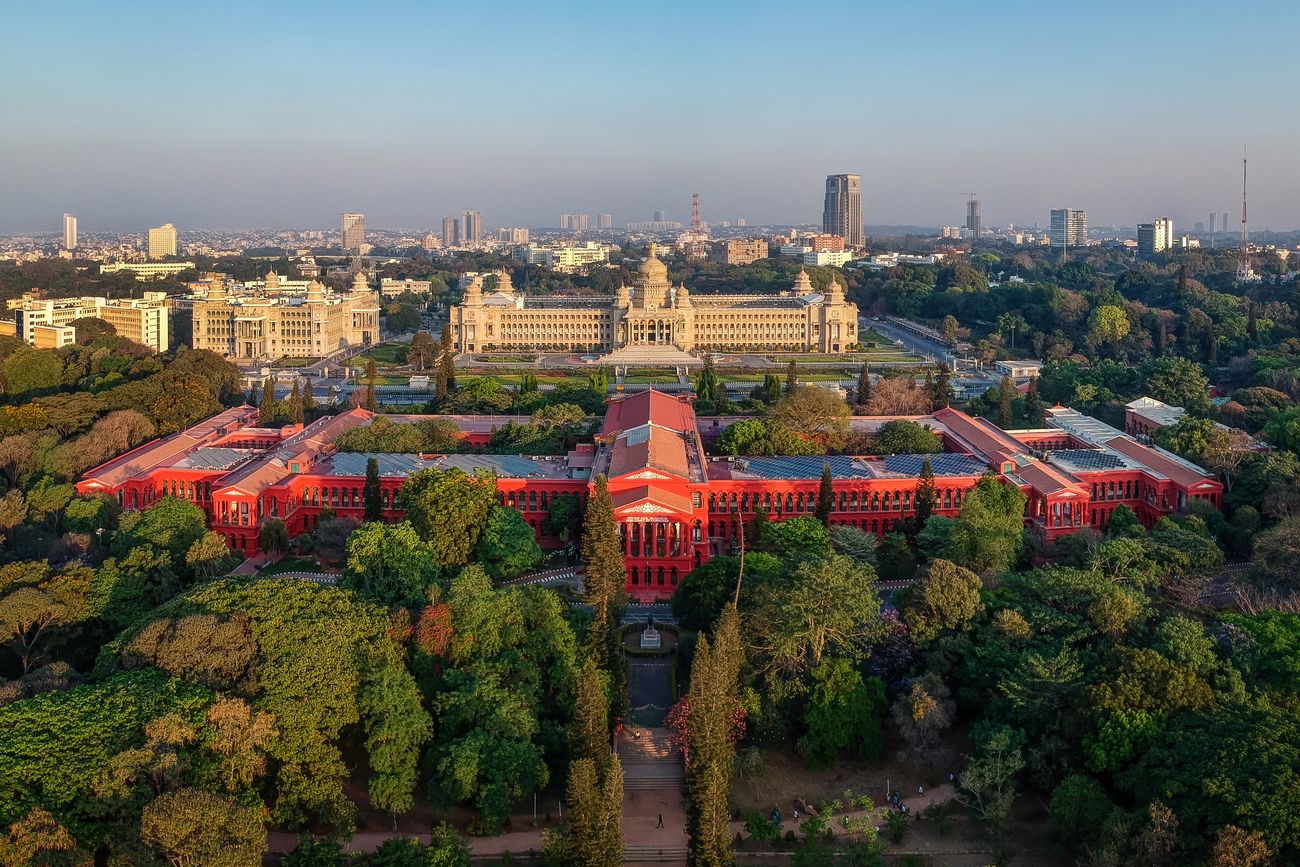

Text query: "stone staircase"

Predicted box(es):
[618, 727, 684, 791]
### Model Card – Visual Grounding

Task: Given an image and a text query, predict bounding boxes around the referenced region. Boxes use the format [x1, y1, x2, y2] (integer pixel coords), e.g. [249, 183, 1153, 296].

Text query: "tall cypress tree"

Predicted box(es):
[302, 374, 317, 413]
[363, 457, 383, 522]
[856, 364, 872, 409]
[364, 359, 379, 412]
[932, 365, 951, 411]
[784, 359, 798, 395]
[815, 462, 834, 525]
[1025, 375, 1041, 424]
[574, 655, 610, 767]
[556, 754, 623, 867]
[695, 354, 720, 404]
[581, 476, 627, 711]
[1247, 300, 1258, 341]
[286, 379, 305, 424]
[914, 456, 937, 527]
[259, 379, 276, 425]
[686, 605, 743, 867]
[998, 375, 1014, 429]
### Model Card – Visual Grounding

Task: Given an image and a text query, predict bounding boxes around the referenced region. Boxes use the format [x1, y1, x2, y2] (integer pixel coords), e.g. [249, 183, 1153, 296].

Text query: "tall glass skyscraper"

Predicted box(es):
[822, 174, 863, 247]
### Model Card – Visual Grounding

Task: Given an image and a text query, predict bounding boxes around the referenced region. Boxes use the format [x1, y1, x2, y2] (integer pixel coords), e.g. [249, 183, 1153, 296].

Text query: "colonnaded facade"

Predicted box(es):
[188, 271, 380, 362]
[76, 390, 1223, 601]
[449, 245, 859, 354]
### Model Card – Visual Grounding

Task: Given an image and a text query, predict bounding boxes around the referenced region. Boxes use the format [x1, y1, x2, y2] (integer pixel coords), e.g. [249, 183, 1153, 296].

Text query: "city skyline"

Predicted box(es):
[2, 1, 1299, 232]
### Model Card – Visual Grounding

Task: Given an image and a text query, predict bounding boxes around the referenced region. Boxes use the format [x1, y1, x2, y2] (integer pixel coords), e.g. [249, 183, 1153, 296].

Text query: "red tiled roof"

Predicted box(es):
[607, 424, 690, 479]
[215, 408, 373, 497]
[1106, 437, 1216, 488]
[610, 485, 694, 515]
[931, 407, 1026, 463]
[77, 405, 259, 490]
[602, 390, 694, 435]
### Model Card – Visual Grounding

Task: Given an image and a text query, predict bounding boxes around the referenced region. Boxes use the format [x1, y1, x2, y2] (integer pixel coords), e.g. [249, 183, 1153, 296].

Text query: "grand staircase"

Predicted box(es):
[618, 727, 687, 862]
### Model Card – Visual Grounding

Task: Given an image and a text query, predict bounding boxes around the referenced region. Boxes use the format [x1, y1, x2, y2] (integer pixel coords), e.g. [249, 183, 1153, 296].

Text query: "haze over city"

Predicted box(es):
[3, 0, 1298, 233]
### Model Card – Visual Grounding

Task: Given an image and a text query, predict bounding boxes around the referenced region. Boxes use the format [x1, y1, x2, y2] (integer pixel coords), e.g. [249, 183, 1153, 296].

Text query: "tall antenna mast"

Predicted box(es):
[1237, 146, 1252, 282]
[690, 192, 701, 232]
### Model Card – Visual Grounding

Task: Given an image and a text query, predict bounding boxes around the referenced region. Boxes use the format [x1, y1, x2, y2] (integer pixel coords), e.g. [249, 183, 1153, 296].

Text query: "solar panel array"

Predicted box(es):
[176, 447, 256, 471]
[1047, 449, 1128, 472]
[327, 453, 436, 477]
[740, 452, 989, 481]
[326, 452, 555, 479]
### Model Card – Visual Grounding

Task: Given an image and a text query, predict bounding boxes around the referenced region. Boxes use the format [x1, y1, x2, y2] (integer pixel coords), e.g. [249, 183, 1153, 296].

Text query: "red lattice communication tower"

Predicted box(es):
[690, 192, 701, 232]
[1236, 147, 1252, 282]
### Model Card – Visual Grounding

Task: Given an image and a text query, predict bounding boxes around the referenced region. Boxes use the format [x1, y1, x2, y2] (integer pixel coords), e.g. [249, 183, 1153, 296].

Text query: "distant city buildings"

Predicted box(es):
[1049, 208, 1088, 249]
[442, 216, 459, 248]
[626, 219, 683, 232]
[559, 213, 590, 232]
[803, 249, 854, 267]
[519, 241, 611, 273]
[63, 214, 77, 250]
[147, 223, 177, 259]
[342, 213, 366, 252]
[1137, 217, 1174, 257]
[379, 277, 433, 298]
[498, 227, 530, 244]
[462, 210, 483, 244]
[189, 272, 379, 362]
[711, 238, 769, 266]
[100, 261, 195, 279]
[597, 213, 613, 230]
[823, 174, 864, 248]
[8, 292, 171, 352]
[653, 210, 666, 222]
[966, 198, 982, 238]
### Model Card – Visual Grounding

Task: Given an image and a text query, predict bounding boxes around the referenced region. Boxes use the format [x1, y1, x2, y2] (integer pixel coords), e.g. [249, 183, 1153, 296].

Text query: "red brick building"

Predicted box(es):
[76, 391, 1222, 600]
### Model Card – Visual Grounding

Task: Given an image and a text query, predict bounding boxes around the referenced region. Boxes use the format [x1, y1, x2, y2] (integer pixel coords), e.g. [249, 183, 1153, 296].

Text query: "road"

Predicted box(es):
[863, 316, 956, 366]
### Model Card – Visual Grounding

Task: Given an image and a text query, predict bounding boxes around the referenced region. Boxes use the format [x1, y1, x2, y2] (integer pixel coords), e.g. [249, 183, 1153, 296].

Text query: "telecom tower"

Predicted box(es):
[690, 193, 702, 232]
[1236, 148, 1254, 282]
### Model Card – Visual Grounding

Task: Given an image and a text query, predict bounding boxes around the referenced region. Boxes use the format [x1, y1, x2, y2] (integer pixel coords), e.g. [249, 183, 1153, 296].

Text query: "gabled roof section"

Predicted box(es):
[214, 407, 374, 497]
[77, 405, 260, 490]
[610, 485, 694, 515]
[601, 389, 695, 436]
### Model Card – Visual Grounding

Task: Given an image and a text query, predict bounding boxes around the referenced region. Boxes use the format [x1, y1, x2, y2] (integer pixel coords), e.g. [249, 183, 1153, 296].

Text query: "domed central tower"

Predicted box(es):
[636, 243, 671, 309]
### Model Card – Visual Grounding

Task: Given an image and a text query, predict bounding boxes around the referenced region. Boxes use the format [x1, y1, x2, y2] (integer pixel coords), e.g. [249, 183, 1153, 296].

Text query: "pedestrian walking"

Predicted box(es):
[918, 784, 924, 796]
[656, 813, 664, 829]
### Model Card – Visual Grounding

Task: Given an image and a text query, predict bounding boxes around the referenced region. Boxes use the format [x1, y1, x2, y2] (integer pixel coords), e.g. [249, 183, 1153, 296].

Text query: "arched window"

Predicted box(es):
[631, 567, 639, 585]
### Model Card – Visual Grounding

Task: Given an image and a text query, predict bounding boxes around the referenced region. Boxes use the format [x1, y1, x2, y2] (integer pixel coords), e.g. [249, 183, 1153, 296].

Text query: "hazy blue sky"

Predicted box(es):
[2, 0, 1297, 233]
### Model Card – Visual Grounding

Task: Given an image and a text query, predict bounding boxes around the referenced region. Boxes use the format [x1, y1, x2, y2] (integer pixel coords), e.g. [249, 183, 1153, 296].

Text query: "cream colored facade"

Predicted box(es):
[190, 272, 380, 362]
[32, 325, 76, 349]
[148, 224, 177, 259]
[451, 246, 858, 354]
[10, 292, 170, 352]
[99, 261, 195, 279]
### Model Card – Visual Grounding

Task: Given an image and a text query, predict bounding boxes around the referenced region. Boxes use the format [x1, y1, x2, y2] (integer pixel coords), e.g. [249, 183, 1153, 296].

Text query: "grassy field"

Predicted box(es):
[350, 343, 408, 367]
[472, 354, 539, 363]
[259, 556, 323, 576]
[276, 357, 321, 368]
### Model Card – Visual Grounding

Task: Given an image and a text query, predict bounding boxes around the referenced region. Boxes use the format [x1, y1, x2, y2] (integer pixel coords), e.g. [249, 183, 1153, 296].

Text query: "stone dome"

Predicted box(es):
[639, 243, 669, 279]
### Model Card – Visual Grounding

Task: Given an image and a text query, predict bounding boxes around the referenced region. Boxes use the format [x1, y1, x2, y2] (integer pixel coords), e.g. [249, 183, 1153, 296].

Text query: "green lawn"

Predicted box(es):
[350, 343, 409, 367]
[259, 556, 323, 576]
[276, 357, 321, 368]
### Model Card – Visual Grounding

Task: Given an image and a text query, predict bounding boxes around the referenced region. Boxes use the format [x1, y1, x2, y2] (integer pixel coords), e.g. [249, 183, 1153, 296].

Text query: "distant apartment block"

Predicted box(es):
[99, 261, 195, 280]
[966, 199, 982, 237]
[342, 213, 366, 251]
[559, 213, 590, 232]
[462, 210, 483, 244]
[63, 214, 77, 250]
[1137, 217, 1174, 257]
[379, 278, 433, 298]
[597, 213, 614, 230]
[711, 239, 769, 265]
[148, 223, 177, 259]
[519, 242, 611, 273]
[10, 292, 171, 352]
[1050, 208, 1088, 249]
[441, 216, 459, 248]
[803, 249, 854, 267]
[498, 227, 530, 244]
[32, 325, 76, 349]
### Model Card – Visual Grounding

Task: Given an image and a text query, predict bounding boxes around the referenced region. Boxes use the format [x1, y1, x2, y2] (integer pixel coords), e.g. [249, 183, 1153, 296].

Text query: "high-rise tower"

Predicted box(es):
[822, 174, 864, 247]
[965, 195, 982, 238]
[690, 193, 702, 232]
[441, 216, 458, 248]
[462, 210, 483, 244]
[147, 223, 177, 259]
[342, 213, 365, 251]
[63, 214, 77, 250]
